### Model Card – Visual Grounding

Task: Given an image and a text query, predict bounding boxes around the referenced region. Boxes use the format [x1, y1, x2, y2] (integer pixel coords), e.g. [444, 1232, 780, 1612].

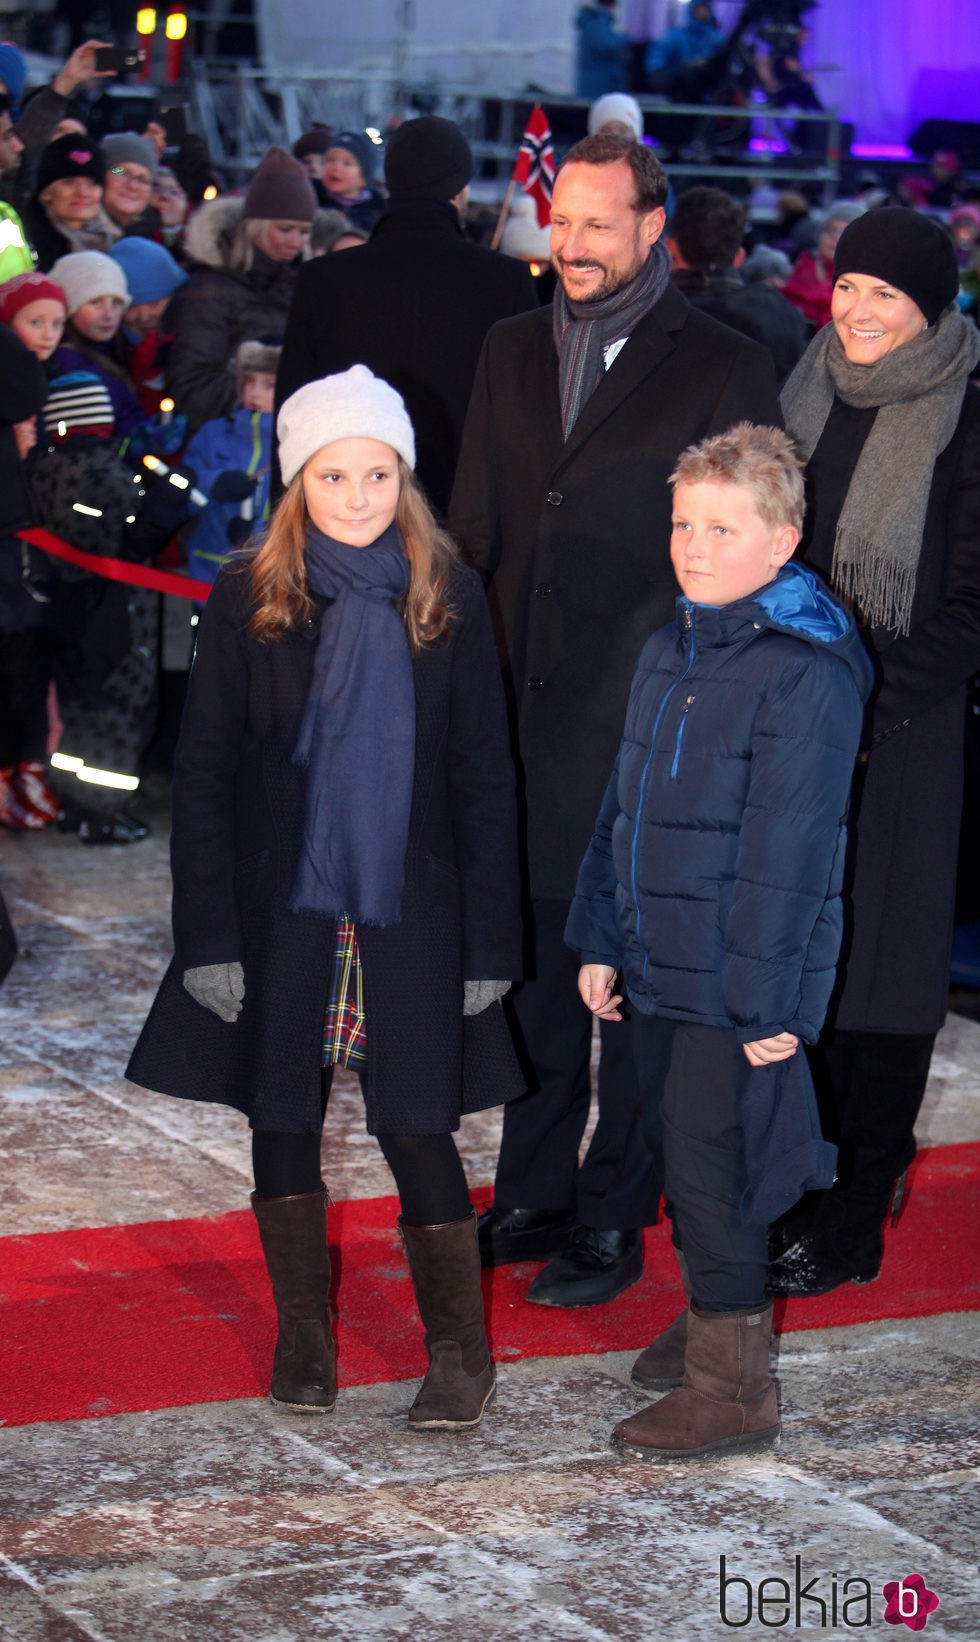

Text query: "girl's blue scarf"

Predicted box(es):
[290, 521, 414, 925]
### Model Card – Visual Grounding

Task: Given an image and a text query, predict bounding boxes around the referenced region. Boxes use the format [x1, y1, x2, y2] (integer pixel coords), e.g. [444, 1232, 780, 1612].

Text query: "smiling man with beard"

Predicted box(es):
[449, 132, 781, 1311]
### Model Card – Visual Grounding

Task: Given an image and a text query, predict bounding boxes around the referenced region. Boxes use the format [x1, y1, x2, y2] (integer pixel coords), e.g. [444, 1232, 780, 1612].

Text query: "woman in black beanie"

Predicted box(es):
[770, 206, 980, 1296]
[21, 134, 111, 270]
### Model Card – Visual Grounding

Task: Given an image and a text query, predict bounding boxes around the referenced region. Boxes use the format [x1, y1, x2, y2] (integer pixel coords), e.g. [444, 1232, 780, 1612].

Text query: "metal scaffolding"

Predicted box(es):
[185, 61, 842, 202]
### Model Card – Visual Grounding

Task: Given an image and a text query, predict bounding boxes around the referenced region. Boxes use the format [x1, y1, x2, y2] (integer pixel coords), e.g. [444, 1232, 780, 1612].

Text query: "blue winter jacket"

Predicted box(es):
[183, 406, 273, 584]
[566, 562, 873, 1045]
[575, 5, 628, 99]
[645, 16, 724, 78]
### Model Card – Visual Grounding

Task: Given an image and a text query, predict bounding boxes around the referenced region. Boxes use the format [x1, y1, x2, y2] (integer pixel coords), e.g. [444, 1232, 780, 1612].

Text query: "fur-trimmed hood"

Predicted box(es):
[183, 196, 245, 272]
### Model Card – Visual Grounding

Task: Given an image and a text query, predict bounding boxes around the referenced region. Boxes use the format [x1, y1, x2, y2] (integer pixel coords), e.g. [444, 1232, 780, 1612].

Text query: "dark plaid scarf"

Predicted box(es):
[551, 239, 672, 439]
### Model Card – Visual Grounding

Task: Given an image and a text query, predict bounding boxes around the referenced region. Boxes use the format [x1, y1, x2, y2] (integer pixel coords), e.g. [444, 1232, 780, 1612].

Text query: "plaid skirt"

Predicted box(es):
[322, 917, 367, 1068]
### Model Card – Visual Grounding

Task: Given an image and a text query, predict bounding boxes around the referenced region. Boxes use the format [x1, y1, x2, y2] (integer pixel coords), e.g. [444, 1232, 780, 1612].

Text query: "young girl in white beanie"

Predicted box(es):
[48, 250, 146, 436]
[128, 364, 523, 1429]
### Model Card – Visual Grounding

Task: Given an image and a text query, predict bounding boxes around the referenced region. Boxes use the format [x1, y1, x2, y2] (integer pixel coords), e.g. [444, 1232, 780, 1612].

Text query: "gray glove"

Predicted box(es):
[463, 979, 511, 1016]
[183, 961, 245, 1022]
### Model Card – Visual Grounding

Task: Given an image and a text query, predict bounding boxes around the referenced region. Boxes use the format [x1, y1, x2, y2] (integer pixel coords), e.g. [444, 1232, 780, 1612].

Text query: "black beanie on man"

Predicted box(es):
[832, 206, 959, 327]
[383, 116, 473, 202]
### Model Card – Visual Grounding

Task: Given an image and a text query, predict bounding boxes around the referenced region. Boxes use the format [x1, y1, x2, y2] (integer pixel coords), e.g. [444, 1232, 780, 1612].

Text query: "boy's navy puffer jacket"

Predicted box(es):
[566, 562, 873, 1045]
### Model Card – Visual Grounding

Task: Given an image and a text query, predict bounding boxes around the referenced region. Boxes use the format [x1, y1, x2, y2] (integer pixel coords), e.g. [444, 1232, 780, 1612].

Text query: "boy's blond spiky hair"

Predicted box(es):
[669, 422, 805, 534]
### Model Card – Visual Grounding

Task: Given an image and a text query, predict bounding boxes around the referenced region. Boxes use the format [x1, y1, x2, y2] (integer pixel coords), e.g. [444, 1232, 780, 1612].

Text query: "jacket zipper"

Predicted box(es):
[631, 617, 697, 976]
[670, 694, 696, 780]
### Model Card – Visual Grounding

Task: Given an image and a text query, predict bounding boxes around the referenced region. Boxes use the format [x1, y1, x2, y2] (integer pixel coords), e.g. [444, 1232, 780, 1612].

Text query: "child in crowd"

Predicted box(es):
[48, 250, 145, 435]
[128, 366, 523, 1428]
[566, 424, 871, 1461]
[1, 271, 68, 365]
[109, 236, 187, 417]
[319, 131, 386, 233]
[29, 369, 158, 844]
[0, 268, 68, 483]
[182, 339, 279, 585]
[0, 286, 60, 828]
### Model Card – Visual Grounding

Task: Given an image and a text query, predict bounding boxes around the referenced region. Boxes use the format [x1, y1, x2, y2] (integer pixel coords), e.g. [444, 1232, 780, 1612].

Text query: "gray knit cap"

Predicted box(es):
[102, 132, 159, 183]
[821, 198, 866, 228]
[277, 365, 415, 486]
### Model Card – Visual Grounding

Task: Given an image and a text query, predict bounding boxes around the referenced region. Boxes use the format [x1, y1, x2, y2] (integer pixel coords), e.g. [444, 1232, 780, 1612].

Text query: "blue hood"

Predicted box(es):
[750, 562, 875, 701]
[677, 562, 875, 701]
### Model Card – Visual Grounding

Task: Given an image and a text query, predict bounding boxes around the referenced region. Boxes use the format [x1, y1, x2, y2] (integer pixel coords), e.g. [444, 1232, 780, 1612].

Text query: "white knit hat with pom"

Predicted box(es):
[277, 364, 416, 486]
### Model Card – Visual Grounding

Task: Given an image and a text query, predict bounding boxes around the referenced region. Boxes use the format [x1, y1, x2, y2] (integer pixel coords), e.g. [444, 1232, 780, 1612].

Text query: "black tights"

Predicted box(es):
[251, 1072, 471, 1224]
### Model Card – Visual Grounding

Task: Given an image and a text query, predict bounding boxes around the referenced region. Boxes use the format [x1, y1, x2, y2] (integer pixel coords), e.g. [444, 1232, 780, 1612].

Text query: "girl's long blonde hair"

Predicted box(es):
[248, 457, 458, 653]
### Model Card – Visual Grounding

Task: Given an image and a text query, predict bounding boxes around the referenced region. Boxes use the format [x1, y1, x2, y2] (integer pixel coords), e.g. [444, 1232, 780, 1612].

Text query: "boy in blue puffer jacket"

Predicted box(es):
[566, 423, 872, 1464]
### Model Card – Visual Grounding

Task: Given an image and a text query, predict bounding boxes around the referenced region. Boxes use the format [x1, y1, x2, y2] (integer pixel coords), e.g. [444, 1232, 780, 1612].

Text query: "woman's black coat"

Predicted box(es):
[127, 559, 524, 1133]
[799, 383, 980, 1034]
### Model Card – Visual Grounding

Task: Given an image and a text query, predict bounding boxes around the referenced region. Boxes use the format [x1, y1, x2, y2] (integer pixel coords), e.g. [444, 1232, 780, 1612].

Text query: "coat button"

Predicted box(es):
[546, 491, 563, 506]
[527, 676, 543, 691]
[534, 582, 553, 598]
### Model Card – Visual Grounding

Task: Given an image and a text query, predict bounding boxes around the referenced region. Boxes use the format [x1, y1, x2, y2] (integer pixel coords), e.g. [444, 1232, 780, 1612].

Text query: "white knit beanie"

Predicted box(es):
[588, 94, 643, 141]
[277, 365, 416, 486]
[50, 250, 129, 315]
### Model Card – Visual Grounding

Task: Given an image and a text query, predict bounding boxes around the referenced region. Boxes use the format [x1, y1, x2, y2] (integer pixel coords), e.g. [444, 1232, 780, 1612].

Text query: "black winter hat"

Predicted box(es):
[36, 134, 105, 197]
[292, 124, 334, 161]
[833, 205, 959, 327]
[383, 116, 473, 201]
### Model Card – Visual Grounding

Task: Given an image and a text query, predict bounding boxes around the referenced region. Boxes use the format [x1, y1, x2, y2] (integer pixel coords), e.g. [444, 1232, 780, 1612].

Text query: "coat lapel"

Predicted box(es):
[553, 283, 689, 471]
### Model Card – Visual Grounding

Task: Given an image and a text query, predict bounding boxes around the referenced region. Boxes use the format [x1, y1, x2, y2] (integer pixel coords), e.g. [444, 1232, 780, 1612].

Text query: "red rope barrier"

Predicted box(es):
[16, 527, 213, 604]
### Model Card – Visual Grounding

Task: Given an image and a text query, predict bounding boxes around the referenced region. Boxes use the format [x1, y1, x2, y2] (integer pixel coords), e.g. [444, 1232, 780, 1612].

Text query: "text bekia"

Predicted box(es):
[719, 1557, 873, 1628]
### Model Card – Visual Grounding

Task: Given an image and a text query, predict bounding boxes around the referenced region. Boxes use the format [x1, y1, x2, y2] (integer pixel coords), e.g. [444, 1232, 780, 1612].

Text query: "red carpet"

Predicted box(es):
[2, 1144, 978, 1428]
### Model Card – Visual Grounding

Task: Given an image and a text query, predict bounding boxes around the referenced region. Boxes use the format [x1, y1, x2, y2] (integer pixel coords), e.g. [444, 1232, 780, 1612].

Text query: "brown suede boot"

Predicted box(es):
[399, 1209, 496, 1430]
[613, 1301, 779, 1461]
[251, 1185, 337, 1415]
[631, 1249, 690, 1392]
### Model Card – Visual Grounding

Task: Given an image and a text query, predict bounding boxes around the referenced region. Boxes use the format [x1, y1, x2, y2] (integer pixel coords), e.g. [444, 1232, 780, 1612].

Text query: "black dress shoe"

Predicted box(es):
[526, 1225, 643, 1307]
[477, 1206, 576, 1268]
[766, 1230, 881, 1298]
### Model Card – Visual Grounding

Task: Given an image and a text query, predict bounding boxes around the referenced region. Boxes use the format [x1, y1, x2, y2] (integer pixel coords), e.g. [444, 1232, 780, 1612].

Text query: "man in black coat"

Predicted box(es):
[667, 185, 808, 385]
[275, 116, 537, 517]
[449, 132, 781, 1306]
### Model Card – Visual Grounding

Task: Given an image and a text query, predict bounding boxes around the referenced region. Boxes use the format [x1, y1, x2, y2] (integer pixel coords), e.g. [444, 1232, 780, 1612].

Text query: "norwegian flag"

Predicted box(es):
[513, 104, 555, 229]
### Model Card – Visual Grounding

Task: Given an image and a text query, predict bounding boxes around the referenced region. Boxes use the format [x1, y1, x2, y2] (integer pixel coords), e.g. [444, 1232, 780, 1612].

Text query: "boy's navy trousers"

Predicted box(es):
[632, 1016, 774, 1311]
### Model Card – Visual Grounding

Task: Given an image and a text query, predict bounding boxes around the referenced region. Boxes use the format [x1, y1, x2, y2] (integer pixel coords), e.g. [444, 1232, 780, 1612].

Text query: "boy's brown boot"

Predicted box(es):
[613, 1301, 780, 1461]
[400, 1209, 496, 1430]
[251, 1185, 337, 1414]
[630, 1249, 690, 1391]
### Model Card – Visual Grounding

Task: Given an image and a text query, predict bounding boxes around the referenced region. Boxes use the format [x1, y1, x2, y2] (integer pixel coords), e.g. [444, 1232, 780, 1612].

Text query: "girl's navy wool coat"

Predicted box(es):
[128, 559, 525, 1134]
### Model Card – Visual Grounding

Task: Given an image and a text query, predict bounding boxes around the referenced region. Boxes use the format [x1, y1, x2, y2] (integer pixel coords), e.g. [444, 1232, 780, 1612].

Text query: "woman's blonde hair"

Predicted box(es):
[224, 216, 262, 272]
[248, 456, 458, 652]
